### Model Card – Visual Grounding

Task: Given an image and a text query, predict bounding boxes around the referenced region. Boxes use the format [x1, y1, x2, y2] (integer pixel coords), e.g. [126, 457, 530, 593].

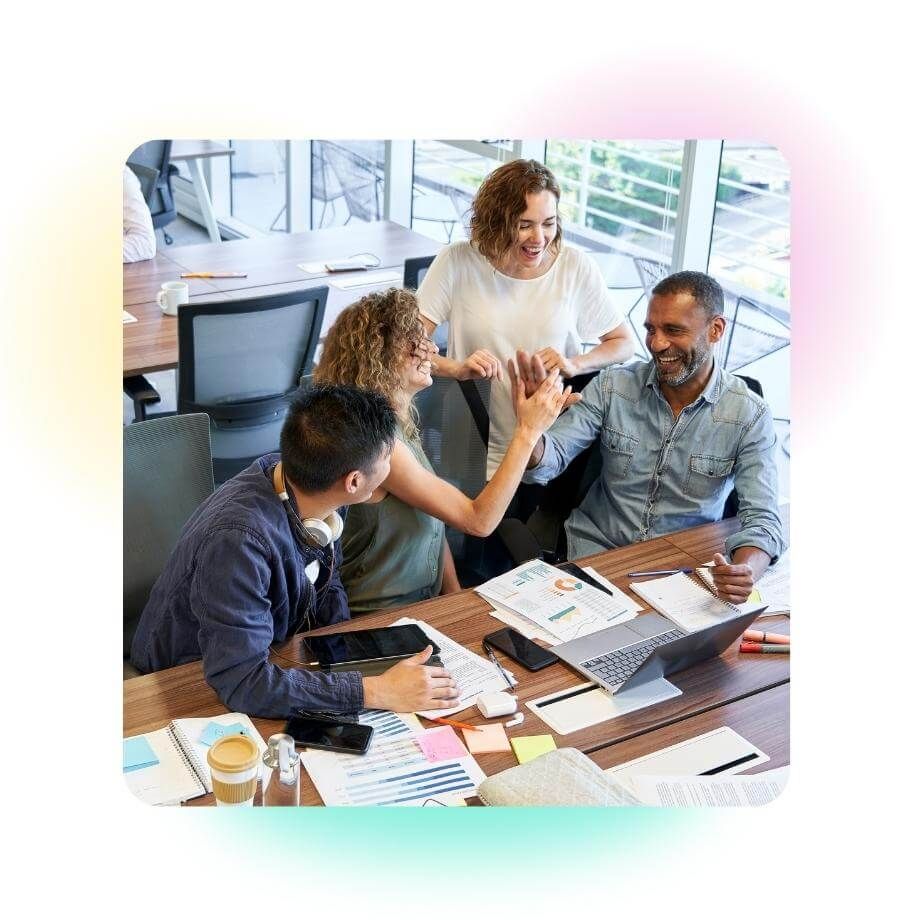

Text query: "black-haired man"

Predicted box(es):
[515, 271, 786, 604]
[131, 385, 460, 718]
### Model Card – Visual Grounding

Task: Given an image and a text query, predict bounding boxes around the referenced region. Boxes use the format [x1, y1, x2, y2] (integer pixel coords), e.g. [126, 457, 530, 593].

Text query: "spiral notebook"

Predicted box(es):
[630, 572, 763, 634]
[124, 713, 265, 806]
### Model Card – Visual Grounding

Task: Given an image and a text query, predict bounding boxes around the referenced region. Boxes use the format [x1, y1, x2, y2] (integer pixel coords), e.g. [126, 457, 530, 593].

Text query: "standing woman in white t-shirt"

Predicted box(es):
[417, 159, 633, 479]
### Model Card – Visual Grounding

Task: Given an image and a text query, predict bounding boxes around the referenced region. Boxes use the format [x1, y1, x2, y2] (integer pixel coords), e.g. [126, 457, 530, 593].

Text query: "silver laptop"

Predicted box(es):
[552, 608, 765, 695]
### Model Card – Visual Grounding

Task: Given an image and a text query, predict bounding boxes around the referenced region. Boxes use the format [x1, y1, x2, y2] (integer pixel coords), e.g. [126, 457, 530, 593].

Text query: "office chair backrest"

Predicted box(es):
[404, 254, 448, 353]
[127, 140, 175, 227]
[123, 414, 214, 659]
[177, 287, 328, 481]
[722, 374, 764, 520]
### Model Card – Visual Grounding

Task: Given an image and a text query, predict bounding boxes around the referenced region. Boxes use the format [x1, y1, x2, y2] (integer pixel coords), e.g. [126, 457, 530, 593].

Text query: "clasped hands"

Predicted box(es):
[457, 346, 579, 383]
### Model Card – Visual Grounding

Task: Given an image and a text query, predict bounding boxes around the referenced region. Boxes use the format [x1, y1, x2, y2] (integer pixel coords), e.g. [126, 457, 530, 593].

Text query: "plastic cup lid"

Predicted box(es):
[207, 733, 260, 773]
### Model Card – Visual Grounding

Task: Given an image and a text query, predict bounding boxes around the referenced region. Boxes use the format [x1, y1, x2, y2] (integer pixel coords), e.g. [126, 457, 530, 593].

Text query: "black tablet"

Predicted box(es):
[303, 624, 439, 667]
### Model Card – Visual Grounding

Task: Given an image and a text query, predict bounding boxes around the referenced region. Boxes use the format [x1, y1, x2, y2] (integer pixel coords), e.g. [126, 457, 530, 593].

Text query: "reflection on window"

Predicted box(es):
[228, 140, 287, 232]
[311, 141, 385, 228]
[546, 140, 683, 259]
[411, 141, 500, 244]
[711, 143, 790, 303]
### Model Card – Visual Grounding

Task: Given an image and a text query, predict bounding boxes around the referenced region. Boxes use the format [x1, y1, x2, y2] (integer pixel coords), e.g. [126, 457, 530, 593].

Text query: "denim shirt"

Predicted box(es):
[524, 360, 786, 562]
[130, 454, 363, 719]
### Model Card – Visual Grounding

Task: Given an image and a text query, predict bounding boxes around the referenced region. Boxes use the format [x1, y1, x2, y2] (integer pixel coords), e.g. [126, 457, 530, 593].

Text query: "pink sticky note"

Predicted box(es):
[416, 727, 469, 763]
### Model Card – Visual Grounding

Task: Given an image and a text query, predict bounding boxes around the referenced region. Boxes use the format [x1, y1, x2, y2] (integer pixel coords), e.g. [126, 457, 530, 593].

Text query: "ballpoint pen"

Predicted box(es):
[483, 642, 516, 692]
[627, 567, 694, 577]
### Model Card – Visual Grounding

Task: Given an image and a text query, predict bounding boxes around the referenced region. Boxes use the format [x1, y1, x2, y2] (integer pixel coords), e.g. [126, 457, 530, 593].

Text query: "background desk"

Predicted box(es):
[169, 141, 235, 245]
[123, 221, 441, 377]
[123, 515, 790, 806]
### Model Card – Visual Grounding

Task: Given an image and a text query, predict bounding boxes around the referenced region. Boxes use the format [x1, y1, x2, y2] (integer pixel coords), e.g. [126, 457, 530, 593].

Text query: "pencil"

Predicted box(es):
[180, 271, 248, 278]
[429, 716, 482, 732]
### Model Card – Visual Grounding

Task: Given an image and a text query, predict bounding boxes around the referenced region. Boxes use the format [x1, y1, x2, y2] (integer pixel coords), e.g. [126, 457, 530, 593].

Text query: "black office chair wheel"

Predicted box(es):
[163, 231, 174, 245]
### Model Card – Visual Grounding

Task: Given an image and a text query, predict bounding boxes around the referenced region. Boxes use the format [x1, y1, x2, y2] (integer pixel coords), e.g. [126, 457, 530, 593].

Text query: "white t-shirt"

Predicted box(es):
[418, 241, 624, 476]
[122, 165, 156, 264]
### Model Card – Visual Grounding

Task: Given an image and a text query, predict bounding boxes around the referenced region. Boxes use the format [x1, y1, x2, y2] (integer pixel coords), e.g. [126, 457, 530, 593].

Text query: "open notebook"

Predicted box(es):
[124, 713, 266, 806]
[631, 572, 764, 634]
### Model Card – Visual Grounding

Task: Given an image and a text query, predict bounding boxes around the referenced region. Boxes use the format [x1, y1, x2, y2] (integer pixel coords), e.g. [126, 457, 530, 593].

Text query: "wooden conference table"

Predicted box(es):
[123, 511, 791, 805]
[123, 221, 441, 377]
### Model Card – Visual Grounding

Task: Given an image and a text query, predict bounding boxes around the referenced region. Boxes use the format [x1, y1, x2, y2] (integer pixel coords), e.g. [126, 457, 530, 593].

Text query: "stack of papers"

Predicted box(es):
[477, 560, 640, 644]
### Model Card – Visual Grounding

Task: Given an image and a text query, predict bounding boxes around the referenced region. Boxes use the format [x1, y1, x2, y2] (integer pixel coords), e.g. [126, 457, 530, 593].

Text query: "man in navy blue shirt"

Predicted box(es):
[131, 385, 460, 718]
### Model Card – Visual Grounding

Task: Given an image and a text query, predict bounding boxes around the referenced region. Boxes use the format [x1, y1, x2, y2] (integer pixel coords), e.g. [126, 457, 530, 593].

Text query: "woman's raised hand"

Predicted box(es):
[509, 359, 581, 437]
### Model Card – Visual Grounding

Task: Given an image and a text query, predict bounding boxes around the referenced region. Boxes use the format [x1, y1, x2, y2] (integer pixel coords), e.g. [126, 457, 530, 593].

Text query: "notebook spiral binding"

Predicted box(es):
[691, 569, 744, 614]
[168, 722, 210, 795]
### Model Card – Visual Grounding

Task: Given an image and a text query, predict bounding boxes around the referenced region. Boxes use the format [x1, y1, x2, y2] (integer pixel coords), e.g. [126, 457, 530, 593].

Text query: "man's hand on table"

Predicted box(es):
[362, 646, 459, 712]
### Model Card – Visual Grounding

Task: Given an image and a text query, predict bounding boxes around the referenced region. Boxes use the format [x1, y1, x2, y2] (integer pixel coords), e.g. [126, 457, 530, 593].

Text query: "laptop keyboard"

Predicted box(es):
[581, 629, 684, 687]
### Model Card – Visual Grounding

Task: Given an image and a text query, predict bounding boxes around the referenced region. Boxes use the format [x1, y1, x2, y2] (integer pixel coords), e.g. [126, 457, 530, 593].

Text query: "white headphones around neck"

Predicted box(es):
[272, 463, 343, 549]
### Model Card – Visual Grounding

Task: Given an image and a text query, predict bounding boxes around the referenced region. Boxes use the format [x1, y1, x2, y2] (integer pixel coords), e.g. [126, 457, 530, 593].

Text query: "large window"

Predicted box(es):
[311, 140, 385, 229]
[227, 140, 287, 232]
[546, 140, 683, 258]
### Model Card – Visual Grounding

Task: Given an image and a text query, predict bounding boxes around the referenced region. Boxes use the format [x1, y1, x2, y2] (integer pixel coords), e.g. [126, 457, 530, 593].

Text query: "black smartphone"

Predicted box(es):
[483, 627, 557, 671]
[554, 561, 613, 596]
[283, 714, 374, 755]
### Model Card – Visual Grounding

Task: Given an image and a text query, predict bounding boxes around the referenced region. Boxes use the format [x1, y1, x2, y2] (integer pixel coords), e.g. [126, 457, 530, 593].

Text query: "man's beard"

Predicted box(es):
[655, 343, 711, 386]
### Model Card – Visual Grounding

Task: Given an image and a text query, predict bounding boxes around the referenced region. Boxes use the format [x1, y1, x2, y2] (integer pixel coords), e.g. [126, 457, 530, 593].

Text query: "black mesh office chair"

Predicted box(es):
[497, 373, 765, 565]
[123, 414, 214, 678]
[127, 140, 179, 245]
[177, 287, 328, 483]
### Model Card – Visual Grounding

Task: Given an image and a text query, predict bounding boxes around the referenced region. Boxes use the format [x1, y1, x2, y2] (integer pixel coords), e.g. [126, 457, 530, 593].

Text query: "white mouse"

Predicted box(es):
[477, 691, 518, 718]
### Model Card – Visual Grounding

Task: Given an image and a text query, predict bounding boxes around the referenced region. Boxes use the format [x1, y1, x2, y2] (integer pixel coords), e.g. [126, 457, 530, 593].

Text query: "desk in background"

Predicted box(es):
[169, 141, 235, 245]
[123, 516, 790, 806]
[123, 221, 441, 377]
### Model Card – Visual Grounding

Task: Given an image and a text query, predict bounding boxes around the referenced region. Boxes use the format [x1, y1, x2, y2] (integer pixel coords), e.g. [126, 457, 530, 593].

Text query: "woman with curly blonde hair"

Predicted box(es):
[417, 158, 633, 480]
[314, 287, 573, 613]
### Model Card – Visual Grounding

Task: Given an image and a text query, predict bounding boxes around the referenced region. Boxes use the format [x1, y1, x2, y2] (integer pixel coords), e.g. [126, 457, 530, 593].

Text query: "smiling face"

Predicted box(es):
[644, 291, 725, 389]
[398, 329, 436, 396]
[499, 190, 559, 278]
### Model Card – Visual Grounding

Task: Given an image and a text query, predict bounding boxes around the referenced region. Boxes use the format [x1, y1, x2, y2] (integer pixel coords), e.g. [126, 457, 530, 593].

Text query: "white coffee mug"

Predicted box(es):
[157, 281, 189, 316]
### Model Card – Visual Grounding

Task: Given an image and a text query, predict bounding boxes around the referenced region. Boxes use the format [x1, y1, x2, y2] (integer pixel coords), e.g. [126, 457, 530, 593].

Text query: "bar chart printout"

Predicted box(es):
[301, 728, 486, 806]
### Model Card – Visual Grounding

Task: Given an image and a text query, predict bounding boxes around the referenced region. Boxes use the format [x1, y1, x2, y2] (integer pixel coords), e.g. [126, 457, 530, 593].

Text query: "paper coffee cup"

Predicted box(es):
[207, 734, 260, 806]
[156, 281, 189, 316]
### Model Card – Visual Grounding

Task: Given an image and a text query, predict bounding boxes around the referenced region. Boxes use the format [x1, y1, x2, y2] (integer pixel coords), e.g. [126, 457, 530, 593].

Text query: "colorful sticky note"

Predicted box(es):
[198, 721, 250, 747]
[123, 736, 159, 773]
[463, 723, 512, 754]
[416, 726, 469, 763]
[510, 735, 557, 765]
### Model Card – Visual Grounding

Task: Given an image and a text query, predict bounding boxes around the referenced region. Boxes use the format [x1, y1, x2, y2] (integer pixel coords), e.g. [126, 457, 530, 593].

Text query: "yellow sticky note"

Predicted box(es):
[510, 735, 557, 764]
[463, 723, 512, 754]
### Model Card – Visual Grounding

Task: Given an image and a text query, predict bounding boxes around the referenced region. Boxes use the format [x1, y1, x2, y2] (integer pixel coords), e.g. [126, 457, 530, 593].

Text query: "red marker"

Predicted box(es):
[740, 641, 790, 654]
[743, 629, 790, 645]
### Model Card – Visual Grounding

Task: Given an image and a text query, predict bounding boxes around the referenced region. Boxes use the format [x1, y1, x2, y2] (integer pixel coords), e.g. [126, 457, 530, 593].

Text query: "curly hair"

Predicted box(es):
[470, 159, 563, 263]
[313, 287, 425, 437]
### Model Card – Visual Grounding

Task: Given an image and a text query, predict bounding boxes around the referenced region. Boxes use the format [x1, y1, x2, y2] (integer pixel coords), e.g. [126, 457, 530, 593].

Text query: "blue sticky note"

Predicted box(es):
[198, 721, 250, 747]
[123, 736, 159, 773]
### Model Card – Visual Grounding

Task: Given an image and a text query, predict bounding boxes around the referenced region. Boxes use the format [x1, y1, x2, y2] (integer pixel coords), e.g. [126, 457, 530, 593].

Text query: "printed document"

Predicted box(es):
[301, 727, 486, 806]
[393, 617, 516, 718]
[630, 766, 789, 806]
[476, 560, 635, 643]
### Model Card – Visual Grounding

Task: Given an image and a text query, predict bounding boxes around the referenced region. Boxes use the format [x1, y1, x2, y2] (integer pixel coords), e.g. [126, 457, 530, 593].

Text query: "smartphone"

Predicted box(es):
[483, 627, 557, 671]
[324, 258, 368, 272]
[283, 714, 374, 755]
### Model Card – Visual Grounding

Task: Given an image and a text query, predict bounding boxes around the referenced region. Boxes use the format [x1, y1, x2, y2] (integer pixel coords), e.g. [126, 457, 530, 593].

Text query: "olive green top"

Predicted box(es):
[340, 429, 445, 614]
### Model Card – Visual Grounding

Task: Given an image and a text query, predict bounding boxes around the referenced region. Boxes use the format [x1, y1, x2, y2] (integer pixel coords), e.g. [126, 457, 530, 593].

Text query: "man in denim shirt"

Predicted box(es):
[515, 271, 785, 604]
[131, 385, 460, 719]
